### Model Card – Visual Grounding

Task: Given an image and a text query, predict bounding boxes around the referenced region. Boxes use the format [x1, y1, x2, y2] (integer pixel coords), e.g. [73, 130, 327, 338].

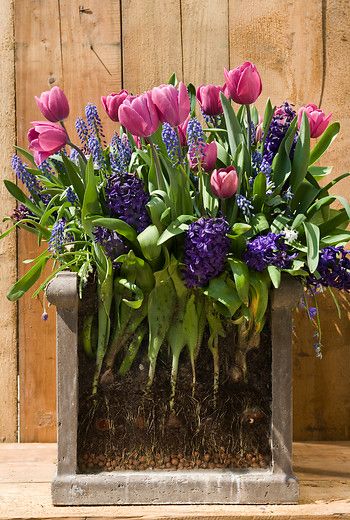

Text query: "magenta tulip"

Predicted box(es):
[298, 103, 332, 138]
[224, 62, 262, 105]
[178, 115, 190, 146]
[210, 166, 239, 198]
[118, 92, 160, 137]
[35, 86, 69, 122]
[196, 84, 223, 116]
[101, 90, 129, 122]
[28, 121, 68, 165]
[202, 142, 217, 172]
[151, 82, 190, 127]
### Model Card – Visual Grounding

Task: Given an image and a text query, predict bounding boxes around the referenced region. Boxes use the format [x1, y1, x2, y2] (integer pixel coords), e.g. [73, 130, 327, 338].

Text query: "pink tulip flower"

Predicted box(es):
[28, 121, 68, 165]
[210, 166, 239, 198]
[298, 103, 332, 138]
[118, 91, 160, 137]
[101, 90, 129, 122]
[151, 82, 190, 127]
[196, 84, 223, 116]
[35, 86, 69, 122]
[202, 141, 217, 172]
[224, 62, 262, 105]
[178, 115, 190, 146]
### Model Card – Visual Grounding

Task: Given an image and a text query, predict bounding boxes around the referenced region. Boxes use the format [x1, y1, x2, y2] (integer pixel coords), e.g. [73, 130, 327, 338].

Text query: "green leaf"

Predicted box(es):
[250, 213, 269, 234]
[92, 217, 137, 242]
[291, 111, 310, 191]
[117, 278, 144, 309]
[228, 258, 250, 305]
[204, 277, 242, 317]
[81, 157, 102, 235]
[7, 251, 49, 301]
[272, 117, 298, 188]
[157, 215, 196, 245]
[220, 92, 244, 156]
[309, 122, 340, 165]
[267, 265, 281, 288]
[61, 154, 85, 204]
[319, 209, 349, 236]
[3, 180, 43, 218]
[249, 272, 270, 327]
[231, 222, 251, 235]
[14, 146, 36, 166]
[262, 98, 274, 147]
[253, 172, 267, 211]
[308, 165, 333, 178]
[168, 72, 178, 86]
[303, 222, 320, 273]
[216, 141, 230, 165]
[187, 83, 197, 116]
[137, 224, 161, 261]
[271, 214, 290, 233]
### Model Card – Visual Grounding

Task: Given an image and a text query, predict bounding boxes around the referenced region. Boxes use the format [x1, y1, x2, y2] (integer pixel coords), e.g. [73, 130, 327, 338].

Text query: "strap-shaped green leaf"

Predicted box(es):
[291, 111, 310, 191]
[303, 221, 320, 273]
[228, 258, 249, 306]
[7, 251, 49, 301]
[309, 122, 340, 166]
[220, 92, 244, 156]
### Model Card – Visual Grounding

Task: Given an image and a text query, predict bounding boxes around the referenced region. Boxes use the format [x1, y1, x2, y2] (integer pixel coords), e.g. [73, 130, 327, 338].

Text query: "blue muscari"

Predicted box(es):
[162, 123, 183, 166]
[49, 218, 66, 254]
[66, 186, 77, 204]
[88, 135, 104, 169]
[109, 133, 132, 175]
[85, 103, 105, 142]
[187, 117, 206, 164]
[12, 155, 46, 201]
[236, 194, 255, 219]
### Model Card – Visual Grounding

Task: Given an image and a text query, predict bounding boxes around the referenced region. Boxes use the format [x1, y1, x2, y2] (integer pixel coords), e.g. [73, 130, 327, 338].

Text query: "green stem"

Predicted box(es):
[246, 104, 252, 153]
[147, 138, 166, 191]
[170, 354, 179, 412]
[211, 337, 219, 408]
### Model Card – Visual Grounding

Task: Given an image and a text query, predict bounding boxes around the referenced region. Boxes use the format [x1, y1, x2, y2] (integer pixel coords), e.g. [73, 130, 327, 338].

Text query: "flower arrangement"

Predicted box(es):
[2, 62, 350, 406]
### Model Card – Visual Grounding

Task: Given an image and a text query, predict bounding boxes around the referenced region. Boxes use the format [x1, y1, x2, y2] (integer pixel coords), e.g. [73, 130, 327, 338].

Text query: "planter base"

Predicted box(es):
[52, 470, 298, 505]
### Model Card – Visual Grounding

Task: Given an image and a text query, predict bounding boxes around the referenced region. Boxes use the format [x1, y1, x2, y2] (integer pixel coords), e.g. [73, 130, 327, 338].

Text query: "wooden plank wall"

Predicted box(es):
[0, 0, 348, 442]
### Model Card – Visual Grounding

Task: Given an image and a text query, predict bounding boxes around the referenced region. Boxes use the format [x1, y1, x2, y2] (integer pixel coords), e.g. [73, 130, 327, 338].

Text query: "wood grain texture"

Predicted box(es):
[0, 0, 17, 443]
[122, 0, 182, 92]
[181, 0, 229, 85]
[14, 0, 63, 442]
[0, 442, 350, 518]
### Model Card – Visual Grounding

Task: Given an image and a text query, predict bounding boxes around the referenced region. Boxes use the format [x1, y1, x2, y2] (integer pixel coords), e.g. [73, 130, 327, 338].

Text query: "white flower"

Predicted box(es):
[283, 228, 298, 244]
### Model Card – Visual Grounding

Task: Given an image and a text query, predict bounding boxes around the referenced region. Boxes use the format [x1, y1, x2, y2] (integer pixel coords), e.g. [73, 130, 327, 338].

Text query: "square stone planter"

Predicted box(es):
[47, 271, 301, 505]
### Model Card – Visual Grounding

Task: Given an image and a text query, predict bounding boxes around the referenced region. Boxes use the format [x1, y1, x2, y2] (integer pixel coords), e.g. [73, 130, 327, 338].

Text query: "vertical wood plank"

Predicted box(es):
[15, 0, 63, 441]
[122, 0, 182, 92]
[59, 0, 122, 141]
[0, 0, 17, 442]
[181, 0, 229, 85]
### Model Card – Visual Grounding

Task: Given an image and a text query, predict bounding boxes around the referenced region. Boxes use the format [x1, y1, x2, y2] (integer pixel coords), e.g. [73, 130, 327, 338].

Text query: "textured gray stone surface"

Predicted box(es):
[47, 271, 302, 505]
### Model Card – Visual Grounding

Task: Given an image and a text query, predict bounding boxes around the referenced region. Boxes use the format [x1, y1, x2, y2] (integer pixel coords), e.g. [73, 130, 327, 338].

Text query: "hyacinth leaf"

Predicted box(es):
[228, 258, 250, 306]
[319, 209, 348, 237]
[249, 272, 270, 329]
[204, 277, 242, 317]
[116, 278, 144, 309]
[231, 222, 251, 235]
[220, 92, 244, 156]
[61, 154, 85, 204]
[272, 117, 297, 188]
[303, 221, 320, 273]
[267, 265, 281, 289]
[118, 251, 155, 293]
[147, 196, 167, 230]
[7, 250, 49, 301]
[292, 180, 320, 214]
[308, 165, 333, 178]
[321, 230, 350, 246]
[137, 224, 161, 261]
[157, 215, 196, 246]
[306, 195, 337, 219]
[253, 172, 267, 211]
[0, 219, 51, 241]
[271, 214, 290, 233]
[91, 217, 137, 243]
[309, 122, 340, 166]
[185, 293, 205, 395]
[262, 98, 274, 146]
[83, 314, 96, 359]
[118, 322, 147, 376]
[291, 111, 310, 191]
[250, 213, 269, 235]
[81, 157, 102, 236]
[147, 264, 177, 387]
[167, 296, 187, 411]
[292, 213, 307, 230]
[3, 180, 43, 218]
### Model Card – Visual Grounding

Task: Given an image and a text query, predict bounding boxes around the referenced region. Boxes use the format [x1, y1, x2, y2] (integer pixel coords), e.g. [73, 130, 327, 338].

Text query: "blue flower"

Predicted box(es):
[236, 194, 254, 219]
[263, 102, 297, 165]
[49, 218, 67, 254]
[244, 232, 297, 272]
[162, 123, 183, 165]
[109, 133, 132, 174]
[93, 226, 127, 263]
[307, 246, 350, 291]
[186, 118, 206, 167]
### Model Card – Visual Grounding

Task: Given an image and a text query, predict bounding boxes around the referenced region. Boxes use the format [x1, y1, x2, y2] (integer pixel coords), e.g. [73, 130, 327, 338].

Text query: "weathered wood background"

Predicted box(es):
[0, 0, 349, 442]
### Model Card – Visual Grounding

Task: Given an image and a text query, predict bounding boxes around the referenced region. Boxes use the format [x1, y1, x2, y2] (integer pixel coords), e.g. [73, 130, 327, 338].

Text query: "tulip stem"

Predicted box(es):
[246, 104, 252, 152]
[147, 138, 166, 191]
[59, 121, 87, 164]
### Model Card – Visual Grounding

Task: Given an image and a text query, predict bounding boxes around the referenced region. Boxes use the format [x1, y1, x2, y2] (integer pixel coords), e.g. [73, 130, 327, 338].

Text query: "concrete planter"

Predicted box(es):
[47, 271, 302, 505]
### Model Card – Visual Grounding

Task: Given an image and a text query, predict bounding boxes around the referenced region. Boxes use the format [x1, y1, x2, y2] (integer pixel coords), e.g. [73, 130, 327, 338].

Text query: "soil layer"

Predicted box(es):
[77, 295, 272, 473]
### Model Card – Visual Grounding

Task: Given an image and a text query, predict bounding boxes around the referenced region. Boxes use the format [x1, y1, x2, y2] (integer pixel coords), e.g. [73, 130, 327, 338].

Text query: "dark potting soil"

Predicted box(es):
[77, 290, 272, 473]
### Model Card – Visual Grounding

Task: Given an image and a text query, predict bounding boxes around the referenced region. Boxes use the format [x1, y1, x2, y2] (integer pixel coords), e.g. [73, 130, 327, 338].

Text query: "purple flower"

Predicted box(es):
[12, 155, 42, 198]
[42, 312, 49, 321]
[109, 133, 132, 174]
[93, 226, 127, 263]
[244, 232, 297, 272]
[85, 103, 105, 143]
[11, 204, 33, 222]
[263, 102, 297, 165]
[308, 306, 317, 319]
[105, 173, 150, 233]
[236, 194, 254, 219]
[49, 218, 67, 254]
[183, 217, 230, 288]
[87, 135, 104, 168]
[75, 117, 89, 149]
[162, 122, 183, 165]
[186, 117, 206, 167]
[66, 186, 77, 204]
[307, 246, 350, 291]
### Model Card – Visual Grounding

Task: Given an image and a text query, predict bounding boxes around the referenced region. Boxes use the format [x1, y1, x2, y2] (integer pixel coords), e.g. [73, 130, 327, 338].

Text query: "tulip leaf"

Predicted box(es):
[303, 221, 320, 273]
[220, 92, 244, 156]
[14, 146, 36, 167]
[309, 122, 340, 166]
[7, 251, 49, 301]
[272, 117, 298, 188]
[291, 111, 310, 191]
[92, 217, 137, 242]
[157, 215, 196, 245]
[82, 157, 102, 235]
[228, 258, 250, 306]
[262, 98, 274, 147]
[137, 224, 162, 261]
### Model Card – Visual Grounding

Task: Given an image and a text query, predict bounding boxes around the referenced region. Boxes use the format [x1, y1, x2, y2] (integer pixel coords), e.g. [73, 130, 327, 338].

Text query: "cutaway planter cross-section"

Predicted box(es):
[47, 271, 301, 505]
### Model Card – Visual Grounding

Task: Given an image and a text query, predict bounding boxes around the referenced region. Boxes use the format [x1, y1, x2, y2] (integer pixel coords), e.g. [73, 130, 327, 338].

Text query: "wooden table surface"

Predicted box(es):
[0, 442, 349, 519]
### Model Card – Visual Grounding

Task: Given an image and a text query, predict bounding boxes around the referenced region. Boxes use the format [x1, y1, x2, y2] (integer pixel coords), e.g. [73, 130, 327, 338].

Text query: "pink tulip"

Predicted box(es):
[202, 142, 217, 172]
[255, 116, 263, 142]
[224, 62, 262, 105]
[118, 92, 160, 137]
[196, 84, 223, 116]
[178, 115, 190, 146]
[28, 121, 68, 165]
[101, 90, 129, 122]
[151, 82, 190, 127]
[298, 103, 332, 138]
[210, 166, 239, 198]
[35, 86, 69, 122]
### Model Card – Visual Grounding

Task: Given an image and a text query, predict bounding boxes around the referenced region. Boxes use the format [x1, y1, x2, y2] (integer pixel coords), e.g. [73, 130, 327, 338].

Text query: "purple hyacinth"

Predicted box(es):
[187, 117, 206, 167]
[93, 226, 127, 263]
[244, 232, 297, 272]
[49, 218, 67, 254]
[11, 204, 33, 222]
[109, 133, 132, 174]
[162, 122, 183, 165]
[183, 217, 230, 288]
[105, 173, 150, 233]
[263, 102, 297, 165]
[307, 246, 350, 291]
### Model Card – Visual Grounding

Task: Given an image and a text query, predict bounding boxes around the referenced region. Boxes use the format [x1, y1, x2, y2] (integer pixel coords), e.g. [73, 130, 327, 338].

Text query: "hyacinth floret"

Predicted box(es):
[183, 217, 230, 288]
[105, 173, 150, 233]
[187, 117, 206, 167]
[93, 226, 127, 263]
[283, 186, 294, 202]
[11, 204, 33, 222]
[109, 133, 132, 174]
[49, 218, 67, 255]
[236, 194, 255, 219]
[251, 151, 272, 182]
[263, 101, 296, 165]
[307, 246, 350, 291]
[244, 232, 297, 272]
[162, 123, 183, 166]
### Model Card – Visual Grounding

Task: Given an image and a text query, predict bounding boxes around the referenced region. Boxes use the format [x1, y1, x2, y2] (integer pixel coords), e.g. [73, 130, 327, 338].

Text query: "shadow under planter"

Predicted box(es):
[47, 271, 302, 505]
